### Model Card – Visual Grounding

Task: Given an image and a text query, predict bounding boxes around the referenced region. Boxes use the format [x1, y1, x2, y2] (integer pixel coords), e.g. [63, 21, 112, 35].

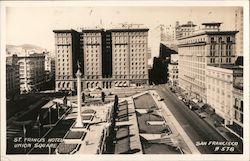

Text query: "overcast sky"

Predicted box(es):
[6, 6, 240, 56]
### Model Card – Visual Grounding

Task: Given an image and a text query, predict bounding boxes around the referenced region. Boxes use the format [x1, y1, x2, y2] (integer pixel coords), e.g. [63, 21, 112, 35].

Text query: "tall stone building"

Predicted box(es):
[53, 30, 81, 91]
[18, 53, 45, 93]
[6, 55, 20, 99]
[177, 22, 238, 102]
[234, 7, 243, 56]
[53, 28, 149, 91]
[175, 21, 196, 40]
[206, 64, 243, 138]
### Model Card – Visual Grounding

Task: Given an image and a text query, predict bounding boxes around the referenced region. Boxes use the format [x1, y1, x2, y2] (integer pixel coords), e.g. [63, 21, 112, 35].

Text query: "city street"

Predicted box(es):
[155, 85, 242, 154]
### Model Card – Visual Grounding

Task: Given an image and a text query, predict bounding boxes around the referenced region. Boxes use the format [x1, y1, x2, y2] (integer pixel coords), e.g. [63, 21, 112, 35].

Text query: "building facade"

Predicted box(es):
[168, 63, 178, 86]
[53, 28, 149, 91]
[18, 53, 45, 93]
[168, 54, 179, 86]
[206, 65, 243, 137]
[234, 7, 243, 56]
[53, 30, 81, 91]
[82, 29, 103, 89]
[175, 21, 196, 40]
[6, 55, 20, 99]
[110, 29, 148, 87]
[232, 84, 243, 138]
[178, 23, 238, 102]
[44, 52, 55, 82]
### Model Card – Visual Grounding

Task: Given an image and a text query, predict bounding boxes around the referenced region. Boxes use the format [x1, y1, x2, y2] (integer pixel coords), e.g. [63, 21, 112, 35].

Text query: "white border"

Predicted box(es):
[1, 1, 249, 161]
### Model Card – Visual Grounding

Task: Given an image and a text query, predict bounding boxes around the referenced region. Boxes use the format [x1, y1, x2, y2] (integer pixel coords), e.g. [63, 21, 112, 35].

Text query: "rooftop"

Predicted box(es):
[207, 64, 243, 70]
[202, 22, 222, 26]
[178, 30, 239, 40]
[53, 29, 78, 33]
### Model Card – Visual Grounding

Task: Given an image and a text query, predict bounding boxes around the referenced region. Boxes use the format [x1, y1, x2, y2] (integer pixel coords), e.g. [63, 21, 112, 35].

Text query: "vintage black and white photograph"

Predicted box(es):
[1, 0, 249, 161]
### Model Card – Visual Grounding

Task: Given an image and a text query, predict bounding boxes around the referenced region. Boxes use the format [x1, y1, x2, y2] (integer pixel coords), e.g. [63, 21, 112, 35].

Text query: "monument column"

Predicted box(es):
[75, 63, 83, 127]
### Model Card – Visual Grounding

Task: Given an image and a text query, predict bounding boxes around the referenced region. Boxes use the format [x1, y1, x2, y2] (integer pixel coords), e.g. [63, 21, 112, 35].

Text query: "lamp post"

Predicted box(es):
[75, 62, 83, 127]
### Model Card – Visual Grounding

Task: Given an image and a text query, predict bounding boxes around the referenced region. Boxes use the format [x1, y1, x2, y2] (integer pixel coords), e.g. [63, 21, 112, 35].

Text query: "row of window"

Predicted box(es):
[211, 37, 232, 43]
[85, 67, 99, 71]
[112, 32, 147, 36]
[83, 33, 101, 36]
[207, 71, 231, 80]
[209, 58, 232, 63]
[113, 40, 146, 44]
[234, 110, 243, 124]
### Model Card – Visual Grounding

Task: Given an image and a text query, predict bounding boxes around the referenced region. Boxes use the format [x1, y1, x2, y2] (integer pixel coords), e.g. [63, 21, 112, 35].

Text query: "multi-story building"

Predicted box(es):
[18, 53, 45, 93]
[6, 55, 20, 99]
[53, 28, 149, 91]
[168, 54, 179, 86]
[232, 81, 243, 138]
[110, 28, 148, 87]
[44, 52, 56, 81]
[178, 22, 238, 102]
[53, 30, 81, 91]
[175, 21, 196, 40]
[235, 7, 243, 56]
[82, 29, 103, 89]
[206, 64, 243, 137]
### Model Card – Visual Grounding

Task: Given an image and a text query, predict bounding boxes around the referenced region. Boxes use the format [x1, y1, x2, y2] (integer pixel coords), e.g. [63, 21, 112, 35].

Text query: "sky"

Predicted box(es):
[6, 6, 240, 61]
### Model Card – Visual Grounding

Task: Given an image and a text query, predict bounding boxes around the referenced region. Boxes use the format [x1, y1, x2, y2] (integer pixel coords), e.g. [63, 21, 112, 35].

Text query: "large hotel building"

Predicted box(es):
[53, 28, 149, 91]
[177, 22, 238, 102]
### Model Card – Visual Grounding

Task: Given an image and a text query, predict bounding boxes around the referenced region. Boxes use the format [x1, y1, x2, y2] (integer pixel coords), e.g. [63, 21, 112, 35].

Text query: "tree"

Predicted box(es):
[113, 95, 119, 117]
[101, 92, 105, 103]
[82, 92, 85, 103]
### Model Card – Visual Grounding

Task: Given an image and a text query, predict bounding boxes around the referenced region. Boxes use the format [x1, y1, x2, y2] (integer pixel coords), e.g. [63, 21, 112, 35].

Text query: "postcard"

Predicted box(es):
[1, 1, 249, 161]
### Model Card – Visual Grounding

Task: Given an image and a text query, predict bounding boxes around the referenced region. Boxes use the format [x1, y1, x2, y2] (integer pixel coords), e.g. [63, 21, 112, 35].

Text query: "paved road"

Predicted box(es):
[156, 85, 241, 154]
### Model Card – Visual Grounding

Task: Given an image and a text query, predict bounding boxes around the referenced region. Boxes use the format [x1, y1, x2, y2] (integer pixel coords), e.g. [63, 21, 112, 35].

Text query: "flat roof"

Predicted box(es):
[179, 24, 197, 27]
[207, 64, 243, 70]
[82, 29, 104, 33]
[107, 28, 149, 32]
[178, 30, 239, 40]
[18, 53, 45, 58]
[202, 22, 222, 25]
[53, 29, 77, 33]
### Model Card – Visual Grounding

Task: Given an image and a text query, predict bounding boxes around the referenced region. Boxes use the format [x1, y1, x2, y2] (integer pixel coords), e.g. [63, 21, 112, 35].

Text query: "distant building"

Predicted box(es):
[178, 22, 238, 102]
[53, 28, 149, 91]
[234, 7, 243, 56]
[18, 53, 45, 93]
[44, 52, 55, 81]
[6, 55, 20, 99]
[206, 64, 243, 138]
[168, 54, 179, 86]
[175, 21, 196, 40]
